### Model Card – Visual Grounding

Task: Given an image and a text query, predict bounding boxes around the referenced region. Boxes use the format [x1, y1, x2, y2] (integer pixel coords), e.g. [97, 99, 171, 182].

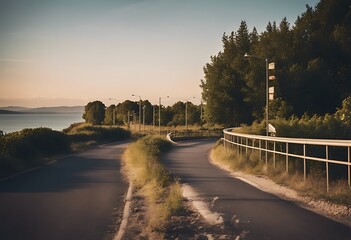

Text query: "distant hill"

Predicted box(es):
[0, 106, 30, 112]
[0, 106, 84, 114]
[0, 110, 22, 114]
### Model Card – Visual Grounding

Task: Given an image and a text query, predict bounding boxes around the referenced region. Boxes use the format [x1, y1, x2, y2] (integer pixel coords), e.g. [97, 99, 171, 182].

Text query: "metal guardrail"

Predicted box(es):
[223, 128, 351, 192]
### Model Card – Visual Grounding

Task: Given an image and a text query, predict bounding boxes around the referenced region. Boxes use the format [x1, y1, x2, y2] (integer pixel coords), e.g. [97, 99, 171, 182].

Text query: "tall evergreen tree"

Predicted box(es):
[201, 0, 351, 125]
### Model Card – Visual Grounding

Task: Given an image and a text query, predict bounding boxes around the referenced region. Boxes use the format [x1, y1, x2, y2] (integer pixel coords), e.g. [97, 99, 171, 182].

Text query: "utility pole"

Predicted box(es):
[143, 105, 146, 132]
[132, 94, 142, 132]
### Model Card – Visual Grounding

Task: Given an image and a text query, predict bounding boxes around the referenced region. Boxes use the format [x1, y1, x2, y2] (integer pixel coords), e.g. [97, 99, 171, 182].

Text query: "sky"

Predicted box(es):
[0, 0, 319, 107]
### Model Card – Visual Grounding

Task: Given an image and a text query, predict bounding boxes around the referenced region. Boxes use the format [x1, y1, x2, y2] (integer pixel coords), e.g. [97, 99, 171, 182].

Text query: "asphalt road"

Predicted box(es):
[0, 141, 129, 240]
[163, 139, 351, 240]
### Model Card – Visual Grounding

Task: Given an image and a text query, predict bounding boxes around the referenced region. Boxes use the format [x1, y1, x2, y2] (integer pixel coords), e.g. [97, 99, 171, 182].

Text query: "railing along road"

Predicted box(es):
[223, 128, 351, 192]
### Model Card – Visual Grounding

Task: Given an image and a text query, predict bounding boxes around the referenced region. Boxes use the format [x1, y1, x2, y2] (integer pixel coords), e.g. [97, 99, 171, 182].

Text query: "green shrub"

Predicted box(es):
[0, 128, 70, 159]
[0, 124, 131, 177]
[138, 135, 172, 154]
[66, 124, 131, 142]
[0, 128, 70, 175]
[239, 97, 351, 140]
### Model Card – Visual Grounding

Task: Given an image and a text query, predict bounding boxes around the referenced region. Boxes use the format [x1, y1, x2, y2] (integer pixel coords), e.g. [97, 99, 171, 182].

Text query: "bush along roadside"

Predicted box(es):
[0, 124, 131, 178]
[0, 128, 70, 177]
[211, 139, 351, 207]
[64, 123, 130, 147]
[123, 135, 183, 237]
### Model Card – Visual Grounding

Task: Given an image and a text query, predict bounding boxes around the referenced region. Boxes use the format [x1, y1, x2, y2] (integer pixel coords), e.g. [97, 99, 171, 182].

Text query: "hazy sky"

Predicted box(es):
[0, 0, 319, 107]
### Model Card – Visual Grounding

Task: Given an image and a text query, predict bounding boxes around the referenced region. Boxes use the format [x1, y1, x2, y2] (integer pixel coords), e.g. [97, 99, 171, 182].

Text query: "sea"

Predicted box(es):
[0, 113, 83, 134]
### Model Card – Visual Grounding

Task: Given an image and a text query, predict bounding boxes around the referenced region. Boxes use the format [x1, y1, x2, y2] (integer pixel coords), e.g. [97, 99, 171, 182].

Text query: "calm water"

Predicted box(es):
[0, 113, 83, 133]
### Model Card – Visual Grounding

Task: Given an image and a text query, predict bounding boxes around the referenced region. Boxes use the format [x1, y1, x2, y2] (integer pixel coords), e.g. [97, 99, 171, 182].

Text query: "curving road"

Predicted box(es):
[163, 139, 351, 240]
[0, 142, 129, 240]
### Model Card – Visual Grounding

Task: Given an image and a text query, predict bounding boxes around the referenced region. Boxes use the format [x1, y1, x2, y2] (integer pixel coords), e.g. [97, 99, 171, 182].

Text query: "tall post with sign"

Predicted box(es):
[268, 61, 275, 135]
[244, 53, 276, 136]
[265, 59, 269, 136]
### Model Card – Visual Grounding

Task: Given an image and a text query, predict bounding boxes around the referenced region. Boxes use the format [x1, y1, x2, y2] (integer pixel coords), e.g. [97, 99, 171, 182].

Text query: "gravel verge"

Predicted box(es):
[209, 151, 351, 228]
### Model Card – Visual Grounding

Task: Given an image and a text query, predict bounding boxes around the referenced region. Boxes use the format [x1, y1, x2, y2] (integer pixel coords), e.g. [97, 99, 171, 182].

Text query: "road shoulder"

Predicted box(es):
[209, 149, 351, 227]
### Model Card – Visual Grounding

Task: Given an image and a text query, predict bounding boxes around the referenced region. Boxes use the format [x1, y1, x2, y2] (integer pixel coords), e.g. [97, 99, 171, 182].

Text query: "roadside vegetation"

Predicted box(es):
[0, 128, 70, 177]
[123, 135, 183, 237]
[63, 122, 130, 151]
[239, 96, 351, 140]
[201, 0, 351, 127]
[212, 140, 351, 206]
[0, 123, 130, 178]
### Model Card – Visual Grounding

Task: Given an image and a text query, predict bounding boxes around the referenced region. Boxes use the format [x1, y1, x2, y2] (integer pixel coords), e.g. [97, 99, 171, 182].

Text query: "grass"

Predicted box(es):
[0, 123, 131, 178]
[211, 140, 351, 206]
[124, 123, 223, 133]
[123, 135, 183, 233]
[0, 128, 70, 177]
[64, 122, 130, 143]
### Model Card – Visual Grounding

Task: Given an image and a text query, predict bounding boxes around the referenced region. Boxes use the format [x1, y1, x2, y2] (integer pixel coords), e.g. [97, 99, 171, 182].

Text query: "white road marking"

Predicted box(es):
[114, 181, 133, 240]
[182, 184, 224, 225]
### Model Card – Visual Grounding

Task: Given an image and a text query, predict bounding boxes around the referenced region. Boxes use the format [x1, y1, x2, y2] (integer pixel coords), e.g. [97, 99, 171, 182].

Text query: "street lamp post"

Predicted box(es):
[184, 97, 196, 132]
[159, 96, 169, 135]
[108, 98, 119, 126]
[192, 96, 203, 127]
[127, 110, 130, 128]
[132, 110, 136, 131]
[244, 53, 269, 136]
[185, 100, 188, 132]
[132, 94, 142, 132]
[200, 99, 203, 126]
[113, 108, 116, 125]
[143, 105, 146, 132]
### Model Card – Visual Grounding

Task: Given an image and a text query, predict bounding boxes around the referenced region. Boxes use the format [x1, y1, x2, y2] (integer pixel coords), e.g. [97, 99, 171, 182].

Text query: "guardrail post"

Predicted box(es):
[286, 142, 289, 173]
[246, 138, 248, 155]
[348, 146, 350, 187]
[230, 136, 235, 151]
[238, 137, 243, 155]
[259, 140, 262, 161]
[265, 140, 268, 165]
[273, 141, 276, 169]
[236, 136, 239, 154]
[303, 144, 306, 182]
[326, 145, 329, 193]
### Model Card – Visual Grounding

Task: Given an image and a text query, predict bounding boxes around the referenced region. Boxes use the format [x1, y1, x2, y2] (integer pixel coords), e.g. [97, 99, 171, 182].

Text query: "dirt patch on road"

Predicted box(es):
[123, 187, 240, 240]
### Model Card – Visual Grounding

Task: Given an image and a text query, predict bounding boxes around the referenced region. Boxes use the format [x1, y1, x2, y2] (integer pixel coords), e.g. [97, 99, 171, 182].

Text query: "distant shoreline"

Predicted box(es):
[0, 110, 83, 115]
[0, 110, 83, 114]
[0, 106, 84, 115]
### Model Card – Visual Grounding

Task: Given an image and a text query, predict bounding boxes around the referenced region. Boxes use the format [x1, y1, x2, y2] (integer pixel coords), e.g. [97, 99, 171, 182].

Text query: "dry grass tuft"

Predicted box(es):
[123, 135, 183, 233]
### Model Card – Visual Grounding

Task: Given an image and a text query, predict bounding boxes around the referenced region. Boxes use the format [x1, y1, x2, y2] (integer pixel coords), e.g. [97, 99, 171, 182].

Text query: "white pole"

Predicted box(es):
[153, 105, 155, 131]
[159, 97, 161, 135]
[185, 100, 188, 131]
[113, 107, 115, 126]
[266, 58, 269, 136]
[143, 105, 145, 132]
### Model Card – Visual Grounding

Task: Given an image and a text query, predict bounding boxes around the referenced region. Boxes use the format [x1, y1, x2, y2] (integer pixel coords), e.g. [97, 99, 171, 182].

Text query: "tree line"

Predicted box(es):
[201, 0, 351, 127]
[83, 100, 202, 127]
